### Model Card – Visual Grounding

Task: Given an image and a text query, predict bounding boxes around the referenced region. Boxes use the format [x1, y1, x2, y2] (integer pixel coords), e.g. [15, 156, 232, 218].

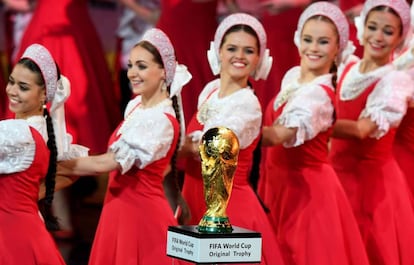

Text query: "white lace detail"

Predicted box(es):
[0, 120, 36, 174]
[195, 79, 262, 149]
[110, 97, 175, 174]
[339, 61, 393, 100]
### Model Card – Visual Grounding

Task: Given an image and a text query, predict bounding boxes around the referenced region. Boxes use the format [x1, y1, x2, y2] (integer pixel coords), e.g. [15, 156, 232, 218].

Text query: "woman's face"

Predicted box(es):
[219, 30, 260, 81]
[362, 9, 402, 64]
[6, 63, 46, 119]
[299, 18, 339, 75]
[127, 45, 165, 97]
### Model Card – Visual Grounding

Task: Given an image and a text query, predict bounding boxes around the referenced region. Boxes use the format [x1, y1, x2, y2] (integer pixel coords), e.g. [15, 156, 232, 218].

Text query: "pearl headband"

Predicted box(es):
[141, 28, 192, 148]
[207, 13, 273, 81]
[294, 1, 350, 64]
[21, 44, 57, 102]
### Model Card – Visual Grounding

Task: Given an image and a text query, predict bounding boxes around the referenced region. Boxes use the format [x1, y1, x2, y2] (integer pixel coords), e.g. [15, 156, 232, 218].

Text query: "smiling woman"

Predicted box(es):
[179, 13, 283, 265]
[0, 43, 88, 264]
[57, 28, 192, 265]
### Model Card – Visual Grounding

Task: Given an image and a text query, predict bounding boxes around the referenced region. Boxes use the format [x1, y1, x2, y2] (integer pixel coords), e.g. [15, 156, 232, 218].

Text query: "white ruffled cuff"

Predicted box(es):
[360, 110, 391, 139]
[58, 143, 89, 161]
[277, 115, 307, 147]
[109, 139, 141, 174]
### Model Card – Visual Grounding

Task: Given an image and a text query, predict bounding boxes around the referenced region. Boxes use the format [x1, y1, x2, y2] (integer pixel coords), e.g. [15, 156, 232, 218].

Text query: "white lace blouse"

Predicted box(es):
[273, 66, 335, 147]
[192, 79, 262, 149]
[338, 59, 414, 139]
[109, 96, 176, 174]
[0, 116, 88, 174]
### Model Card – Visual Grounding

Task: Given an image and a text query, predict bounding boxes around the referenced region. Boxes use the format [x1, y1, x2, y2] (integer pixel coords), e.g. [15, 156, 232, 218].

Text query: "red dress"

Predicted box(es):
[88, 100, 182, 265]
[182, 81, 284, 265]
[260, 70, 369, 265]
[330, 62, 414, 265]
[156, 0, 218, 124]
[16, 0, 121, 154]
[0, 123, 65, 264]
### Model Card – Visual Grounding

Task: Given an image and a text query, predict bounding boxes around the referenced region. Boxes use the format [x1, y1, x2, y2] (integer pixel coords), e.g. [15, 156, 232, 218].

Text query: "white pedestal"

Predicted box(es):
[166, 225, 262, 264]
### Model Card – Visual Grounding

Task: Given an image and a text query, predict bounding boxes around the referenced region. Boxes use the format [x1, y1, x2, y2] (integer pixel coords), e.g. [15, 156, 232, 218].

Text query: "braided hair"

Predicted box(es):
[18, 58, 60, 231]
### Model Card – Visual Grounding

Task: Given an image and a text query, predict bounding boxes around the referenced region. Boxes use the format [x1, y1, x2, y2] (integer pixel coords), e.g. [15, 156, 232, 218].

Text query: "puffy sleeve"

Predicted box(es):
[109, 110, 175, 174]
[360, 70, 414, 138]
[277, 85, 334, 147]
[204, 89, 262, 149]
[0, 120, 36, 174]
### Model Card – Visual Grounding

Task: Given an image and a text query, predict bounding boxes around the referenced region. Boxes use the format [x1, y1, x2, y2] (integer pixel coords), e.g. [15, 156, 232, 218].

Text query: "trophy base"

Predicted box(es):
[166, 225, 262, 264]
[198, 216, 233, 233]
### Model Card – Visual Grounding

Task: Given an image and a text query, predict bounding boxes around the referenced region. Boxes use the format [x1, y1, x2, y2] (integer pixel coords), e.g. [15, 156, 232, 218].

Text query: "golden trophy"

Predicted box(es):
[197, 127, 240, 233]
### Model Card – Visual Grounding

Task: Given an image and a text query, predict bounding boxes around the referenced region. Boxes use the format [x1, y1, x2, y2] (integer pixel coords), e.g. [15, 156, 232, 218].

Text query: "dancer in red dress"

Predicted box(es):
[16, 0, 121, 154]
[59, 28, 191, 265]
[180, 13, 283, 265]
[0, 43, 87, 264]
[260, 3, 370, 265]
[330, 1, 414, 264]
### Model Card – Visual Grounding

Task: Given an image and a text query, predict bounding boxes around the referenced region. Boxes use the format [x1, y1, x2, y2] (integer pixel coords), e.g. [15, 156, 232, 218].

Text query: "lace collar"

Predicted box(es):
[118, 98, 172, 136]
[274, 68, 333, 110]
[340, 61, 393, 100]
[197, 86, 252, 125]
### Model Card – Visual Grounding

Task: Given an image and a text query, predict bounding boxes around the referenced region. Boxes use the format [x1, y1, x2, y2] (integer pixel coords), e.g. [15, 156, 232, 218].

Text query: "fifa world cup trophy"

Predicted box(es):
[197, 127, 239, 233]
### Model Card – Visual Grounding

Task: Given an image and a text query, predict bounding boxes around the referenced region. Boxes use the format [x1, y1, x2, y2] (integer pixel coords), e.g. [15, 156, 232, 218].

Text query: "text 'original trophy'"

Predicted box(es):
[166, 127, 262, 264]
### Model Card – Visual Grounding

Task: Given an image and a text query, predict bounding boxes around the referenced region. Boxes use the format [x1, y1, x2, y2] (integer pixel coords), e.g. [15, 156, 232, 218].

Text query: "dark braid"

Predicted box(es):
[247, 80, 270, 213]
[170, 95, 182, 191]
[330, 62, 338, 89]
[38, 107, 60, 231]
[329, 62, 338, 122]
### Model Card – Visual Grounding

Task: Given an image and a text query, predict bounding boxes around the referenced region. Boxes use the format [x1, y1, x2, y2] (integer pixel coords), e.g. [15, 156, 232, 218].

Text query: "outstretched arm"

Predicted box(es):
[58, 152, 120, 177]
[332, 118, 377, 139]
[261, 124, 297, 146]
